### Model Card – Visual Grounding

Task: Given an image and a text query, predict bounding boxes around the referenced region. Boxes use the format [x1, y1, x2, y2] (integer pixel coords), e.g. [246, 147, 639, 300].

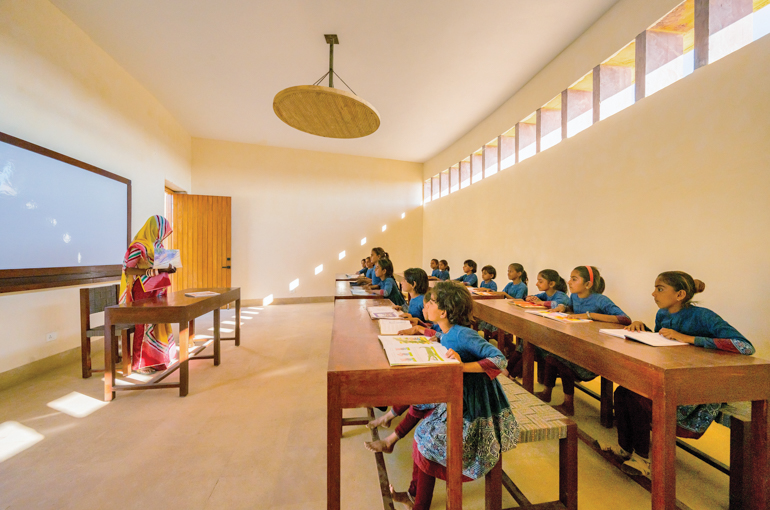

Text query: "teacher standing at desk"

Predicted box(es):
[119, 215, 177, 374]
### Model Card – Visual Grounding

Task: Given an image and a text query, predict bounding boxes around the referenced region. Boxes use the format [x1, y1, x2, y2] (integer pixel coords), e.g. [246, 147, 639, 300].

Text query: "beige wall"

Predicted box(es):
[423, 34, 770, 358]
[0, 0, 192, 373]
[191, 139, 424, 301]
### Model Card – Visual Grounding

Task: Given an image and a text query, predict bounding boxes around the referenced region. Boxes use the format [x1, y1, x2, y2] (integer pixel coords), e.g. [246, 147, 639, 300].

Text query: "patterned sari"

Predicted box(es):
[119, 215, 176, 370]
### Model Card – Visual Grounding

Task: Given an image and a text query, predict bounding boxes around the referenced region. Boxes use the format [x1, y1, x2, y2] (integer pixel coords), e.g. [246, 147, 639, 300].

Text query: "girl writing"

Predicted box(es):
[597, 271, 754, 478]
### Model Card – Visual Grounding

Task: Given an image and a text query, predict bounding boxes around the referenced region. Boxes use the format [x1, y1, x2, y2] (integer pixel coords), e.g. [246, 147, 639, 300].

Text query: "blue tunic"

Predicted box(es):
[532, 290, 570, 308]
[366, 267, 375, 280]
[357, 267, 367, 275]
[455, 273, 478, 287]
[653, 306, 754, 434]
[502, 282, 528, 299]
[408, 294, 426, 322]
[380, 277, 405, 306]
[437, 270, 450, 281]
[480, 280, 497, 291]
[431, 269, 441, 278]
[550, 293, 630, 381]
[414, 325, 519, 479]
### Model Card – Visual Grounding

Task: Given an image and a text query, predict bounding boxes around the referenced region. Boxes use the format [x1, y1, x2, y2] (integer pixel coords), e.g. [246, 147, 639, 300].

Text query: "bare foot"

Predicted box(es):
[552, 402, 575, 416]
[535, 390, 552, 403]
[389, 484, 414, 509]
[367, 410, 395, 429]
[365, 439, 395, 453]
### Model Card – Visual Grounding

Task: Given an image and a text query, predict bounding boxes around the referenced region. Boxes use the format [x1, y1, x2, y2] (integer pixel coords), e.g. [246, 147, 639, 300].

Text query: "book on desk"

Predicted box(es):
[599, 329, 689, 347]
[367, 306, 402, 319]
[378, 319, 413, 335]
[509, 300, 547, 309]
[526, 310, 592, 323]
[378, 336, 459, 366]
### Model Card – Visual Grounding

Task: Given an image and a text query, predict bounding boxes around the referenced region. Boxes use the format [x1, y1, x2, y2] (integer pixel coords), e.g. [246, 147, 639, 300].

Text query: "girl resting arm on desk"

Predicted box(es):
[538, 266, 631, 416]
[596, 271, 754, 479]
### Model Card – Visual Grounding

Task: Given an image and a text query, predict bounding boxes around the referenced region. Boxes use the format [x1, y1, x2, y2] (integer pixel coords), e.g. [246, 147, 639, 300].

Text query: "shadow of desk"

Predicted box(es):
[103, 287, 241, 401]
[473, 299, 770, 510]
[328, 298, 465, 509]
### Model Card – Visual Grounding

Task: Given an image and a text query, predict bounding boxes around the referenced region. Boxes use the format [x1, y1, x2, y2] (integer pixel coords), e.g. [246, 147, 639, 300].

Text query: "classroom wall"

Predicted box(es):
[0, 0, 192, 374]
[191, 139, 424, 301]
[422, 33, 770, 358]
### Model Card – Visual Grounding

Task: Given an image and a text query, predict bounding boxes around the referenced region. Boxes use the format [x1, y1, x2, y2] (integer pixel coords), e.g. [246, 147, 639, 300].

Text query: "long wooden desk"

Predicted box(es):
[473, 299, 770, 510]
[328, 299, 465, 509]
[103, 287, 241, 401]
[334, 280, 380, 300]
[336, 273, 361, 281]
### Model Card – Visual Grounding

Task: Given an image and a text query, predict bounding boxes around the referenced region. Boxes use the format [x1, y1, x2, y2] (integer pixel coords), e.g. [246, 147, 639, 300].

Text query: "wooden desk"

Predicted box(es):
[328, 299, 465, 509]
[336, 273, 361, 281]
[334, 280, 380, 300]
[473, 299, 770, 510]
[467, 288, 505, 300]
[103, 287, 241, 401]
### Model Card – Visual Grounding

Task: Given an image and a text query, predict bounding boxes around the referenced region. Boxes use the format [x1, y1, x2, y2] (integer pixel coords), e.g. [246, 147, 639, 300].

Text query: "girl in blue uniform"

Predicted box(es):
[501, 263, 528, 300]
[507, 269, 571, 379]
[454, 259, 478, 287]
[381, 282, 518, 510]
[479, 265, 497, 291]
[537, 266, 631, 416]
[437, 259, 450, 281]
[598, 271, 754, 478]
[365, 257, 405, 306]
[395, 267, 429, 323]
[358, 247, 387, 287]
[428, 259, 441, 279]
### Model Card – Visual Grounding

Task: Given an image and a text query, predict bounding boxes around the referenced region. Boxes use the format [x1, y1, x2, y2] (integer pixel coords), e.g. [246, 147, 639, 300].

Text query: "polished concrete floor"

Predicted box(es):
[0, 302, 733, 509]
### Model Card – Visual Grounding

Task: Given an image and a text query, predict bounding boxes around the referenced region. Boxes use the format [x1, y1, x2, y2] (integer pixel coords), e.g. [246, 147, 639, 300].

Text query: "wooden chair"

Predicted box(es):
[80, 284, 134, 379]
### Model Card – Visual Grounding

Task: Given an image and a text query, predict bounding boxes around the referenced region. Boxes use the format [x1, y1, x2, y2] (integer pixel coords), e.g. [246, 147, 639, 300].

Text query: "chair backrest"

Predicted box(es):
[87, 284, 120, 314]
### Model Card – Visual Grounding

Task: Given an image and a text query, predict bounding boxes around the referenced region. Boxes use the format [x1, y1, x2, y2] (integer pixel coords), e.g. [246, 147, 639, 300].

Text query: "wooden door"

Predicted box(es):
[165, 194, 231, 293]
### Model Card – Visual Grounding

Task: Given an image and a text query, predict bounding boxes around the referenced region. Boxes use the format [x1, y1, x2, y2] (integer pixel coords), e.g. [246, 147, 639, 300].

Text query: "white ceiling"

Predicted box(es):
[50, 0, 620, 162]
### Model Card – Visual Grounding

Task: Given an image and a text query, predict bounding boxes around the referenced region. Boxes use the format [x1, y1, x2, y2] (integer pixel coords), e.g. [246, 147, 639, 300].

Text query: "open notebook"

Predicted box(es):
[378, 336, 460, 366]
[378, 319, 413, 335]
[367, 306, 402, 319]
[599, 329, 689, 347]
[509, 300, 547, 309]
[526, 310, 591, 323]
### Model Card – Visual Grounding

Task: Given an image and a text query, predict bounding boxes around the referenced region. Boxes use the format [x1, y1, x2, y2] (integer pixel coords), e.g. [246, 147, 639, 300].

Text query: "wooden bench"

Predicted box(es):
[486, 375, 577, 510]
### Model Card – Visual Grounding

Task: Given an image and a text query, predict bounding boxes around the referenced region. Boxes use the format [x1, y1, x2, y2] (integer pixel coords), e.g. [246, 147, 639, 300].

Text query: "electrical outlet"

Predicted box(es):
[46, 332, 57, 342]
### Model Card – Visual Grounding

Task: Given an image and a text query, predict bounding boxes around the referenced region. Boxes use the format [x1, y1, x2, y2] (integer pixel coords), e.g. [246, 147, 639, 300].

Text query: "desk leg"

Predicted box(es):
[213, 308, 221, 366]
[179, 321, 189, 397]
[235, 298, 241, 347]
[750, 400, 768, 510]
[327, 373, 342, 510]
[103, 319, 116, 402]
[485, 456, 502, 510]
[446, 369, 464, 510]
[651, 386, 677, 510]
[600, 377, 614, 428]
[522, 340, 535, 394]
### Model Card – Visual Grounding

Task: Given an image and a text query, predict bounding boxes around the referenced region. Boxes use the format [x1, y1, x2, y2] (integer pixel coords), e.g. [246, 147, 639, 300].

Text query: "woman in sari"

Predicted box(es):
[119, 215, 176, 374]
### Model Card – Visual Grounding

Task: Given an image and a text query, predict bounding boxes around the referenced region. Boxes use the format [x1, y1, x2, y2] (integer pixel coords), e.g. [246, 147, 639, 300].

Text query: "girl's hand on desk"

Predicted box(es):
[527, 296, 541, 303]
[625, 321, 647, 332]
[552, 305, 567, 313]
[407, 317, 420, 325]
[363, 284, 372, 291]
[658, 328, 695, 344]
[398, 326, 425, 335]
[445, 348, 461, 362]
[570, 313, 588, 320]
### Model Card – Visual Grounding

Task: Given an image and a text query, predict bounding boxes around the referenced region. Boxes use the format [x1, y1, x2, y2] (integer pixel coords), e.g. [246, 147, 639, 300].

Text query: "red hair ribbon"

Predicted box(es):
[586, 266, 594, 285]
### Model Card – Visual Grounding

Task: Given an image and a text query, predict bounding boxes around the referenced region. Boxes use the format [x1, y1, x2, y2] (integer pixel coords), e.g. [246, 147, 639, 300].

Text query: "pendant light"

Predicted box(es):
[273, 34, 380, 139]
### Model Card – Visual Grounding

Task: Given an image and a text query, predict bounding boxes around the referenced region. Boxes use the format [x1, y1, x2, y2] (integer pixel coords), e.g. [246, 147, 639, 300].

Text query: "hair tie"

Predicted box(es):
[586, 266, 594, 285]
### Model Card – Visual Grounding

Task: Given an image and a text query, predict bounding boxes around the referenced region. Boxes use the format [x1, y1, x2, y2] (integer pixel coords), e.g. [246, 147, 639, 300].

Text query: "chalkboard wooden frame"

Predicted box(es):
[0, 131, 131, 293]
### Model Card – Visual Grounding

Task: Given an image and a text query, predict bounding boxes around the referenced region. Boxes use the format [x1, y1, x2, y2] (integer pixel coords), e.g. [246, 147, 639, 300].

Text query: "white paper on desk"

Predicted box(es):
[526, 310, 591, 323]
[627, 331, 689, 347]
[185, 291, 219, 298]
[367, 306, 401, 319]
[378, 319, 413, 335]
[350, 288, 370, 296]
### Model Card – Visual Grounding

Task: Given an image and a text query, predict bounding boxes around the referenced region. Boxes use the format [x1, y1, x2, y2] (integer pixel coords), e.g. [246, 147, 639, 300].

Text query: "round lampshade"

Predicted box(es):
[273, 85, 380, 139]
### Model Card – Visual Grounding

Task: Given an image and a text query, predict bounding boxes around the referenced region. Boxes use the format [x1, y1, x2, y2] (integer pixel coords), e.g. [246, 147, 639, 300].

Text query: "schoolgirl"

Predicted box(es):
[454, 259, 478, 287]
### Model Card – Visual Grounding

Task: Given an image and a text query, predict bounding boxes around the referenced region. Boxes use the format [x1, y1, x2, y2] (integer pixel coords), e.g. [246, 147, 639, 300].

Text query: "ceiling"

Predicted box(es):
[50, 0, 620, 163]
